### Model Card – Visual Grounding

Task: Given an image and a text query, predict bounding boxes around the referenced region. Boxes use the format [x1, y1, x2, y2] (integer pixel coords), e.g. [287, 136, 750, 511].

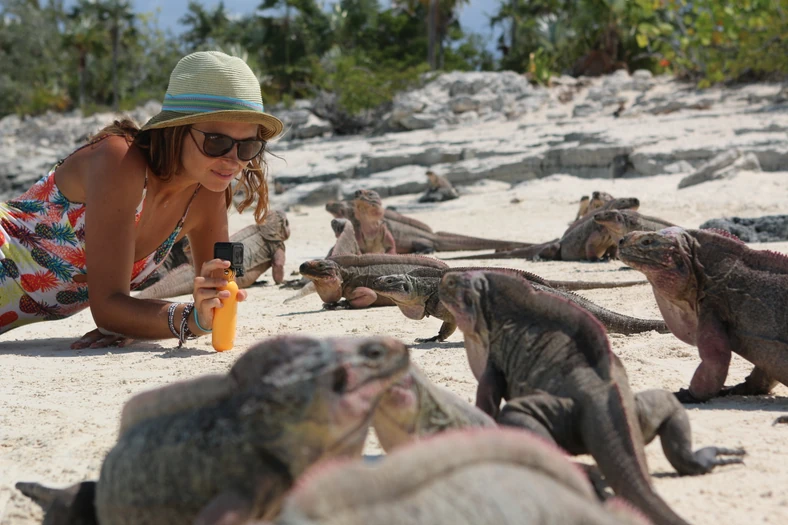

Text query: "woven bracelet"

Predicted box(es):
[177, 302, 199, 348]
[167, 303, 180, 339]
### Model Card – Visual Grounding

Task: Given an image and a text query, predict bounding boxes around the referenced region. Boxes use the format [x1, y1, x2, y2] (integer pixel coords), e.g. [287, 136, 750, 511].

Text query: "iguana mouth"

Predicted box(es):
[327, 353, 409, 453]
[620, 253, 669, 268]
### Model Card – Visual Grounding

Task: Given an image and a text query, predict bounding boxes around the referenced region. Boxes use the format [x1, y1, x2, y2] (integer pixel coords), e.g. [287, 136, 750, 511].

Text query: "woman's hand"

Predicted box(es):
[71, 328, 134, 349]
[193, 259, 247, 332]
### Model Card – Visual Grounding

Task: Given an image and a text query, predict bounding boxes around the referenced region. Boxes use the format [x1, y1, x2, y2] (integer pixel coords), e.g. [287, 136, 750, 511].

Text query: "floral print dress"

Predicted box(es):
[0, 160, 201, 335]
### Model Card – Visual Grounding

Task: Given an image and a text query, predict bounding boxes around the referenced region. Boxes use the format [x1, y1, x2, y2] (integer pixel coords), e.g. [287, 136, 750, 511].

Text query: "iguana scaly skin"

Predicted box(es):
[370, 267, 666, 343]
[281, 218, 359, 295]
[418, 170, 459, 203]
[298, 254, 448, 308]
[15, 481, 98, 525]
[438, 270, 699, 525]
[589, 191, 615, 213]
[618, 227, 788, 402]
[16, 335, 409, 525]
[372, 363, 495, 451]
[502, 388, 745, 477]
[325, 200, 434, 233]
[135, 210, 290, 298]
[594, 210, 676, 246]
[352, 190, 398, 254]
[327, 218, 360, 257]
[446, 198, 641, 261]
[265, 428, 651, 525]
[352, 189, 531, 254]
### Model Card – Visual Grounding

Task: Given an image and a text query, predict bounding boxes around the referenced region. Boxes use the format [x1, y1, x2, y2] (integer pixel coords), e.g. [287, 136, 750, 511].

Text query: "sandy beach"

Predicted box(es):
[1, 169, 787, 524]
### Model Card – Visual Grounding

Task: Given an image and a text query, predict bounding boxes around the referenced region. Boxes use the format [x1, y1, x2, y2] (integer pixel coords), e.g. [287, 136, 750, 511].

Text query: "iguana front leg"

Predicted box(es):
[635, 389, 746, 475]
[235, 262, 270, 288]
[271, 247, 286, 284]
[497, 393, 582, 452]
[383, 226, 397, 255]
[498, 394, 614, 501]
[475, 362, 507, 419]
[415, 320, 457, 343]
[716, 366, 779, 397]
[584, 232, 610, 262]
[677, 313, 733, 403]
[345, 287, 380, 308]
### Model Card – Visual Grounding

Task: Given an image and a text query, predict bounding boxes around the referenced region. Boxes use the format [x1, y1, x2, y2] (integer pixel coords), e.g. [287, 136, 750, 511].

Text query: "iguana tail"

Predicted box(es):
[439, 241, 561, 260]
[433, 232, 534, 252]
[283, 281, 317, 304]
[548, 279, 648, 291]
[541, 286, 669, 334]
[16, 481, 98, 524]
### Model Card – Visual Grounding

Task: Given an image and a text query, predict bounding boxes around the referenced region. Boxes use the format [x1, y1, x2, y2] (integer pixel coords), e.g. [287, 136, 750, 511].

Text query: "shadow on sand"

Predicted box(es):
[0, 337, 211, 358]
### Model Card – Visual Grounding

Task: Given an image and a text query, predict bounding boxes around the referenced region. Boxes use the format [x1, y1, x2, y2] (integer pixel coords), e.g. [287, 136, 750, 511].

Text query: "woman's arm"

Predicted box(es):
[78, 138, 214, 342]
[183, 187, 249, 331]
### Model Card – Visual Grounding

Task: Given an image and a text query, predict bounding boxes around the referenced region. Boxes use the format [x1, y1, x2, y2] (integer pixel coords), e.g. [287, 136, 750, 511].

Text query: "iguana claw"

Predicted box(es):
[691, 446, 746, 474]
[323, 300, 351, 311]
[674, 388, 706, 404]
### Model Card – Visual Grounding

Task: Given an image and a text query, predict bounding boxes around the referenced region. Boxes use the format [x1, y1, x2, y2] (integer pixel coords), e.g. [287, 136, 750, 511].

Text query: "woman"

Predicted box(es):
[0, 50, 283, 348]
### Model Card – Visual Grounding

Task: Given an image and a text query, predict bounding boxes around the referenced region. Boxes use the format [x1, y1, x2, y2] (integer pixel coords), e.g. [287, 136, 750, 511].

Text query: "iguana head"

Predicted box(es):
[438, 270, 492, 343]
[232, 334, 409, 475]
[608, 196, 640, 212]
[261, 209, 291, 241]
[325, 201, 353, 219]
[588, 190, 614, 212]
[593, 210, 633, 239]
[618, 226, 699, 301]
[353, 189, 385, 222]
[371, 274, 419, 304]
[299, 259, 342, 303]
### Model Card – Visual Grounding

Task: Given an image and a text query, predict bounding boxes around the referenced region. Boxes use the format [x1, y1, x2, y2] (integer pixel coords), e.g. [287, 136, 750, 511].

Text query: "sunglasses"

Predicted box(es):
[189, 128, 265, 161]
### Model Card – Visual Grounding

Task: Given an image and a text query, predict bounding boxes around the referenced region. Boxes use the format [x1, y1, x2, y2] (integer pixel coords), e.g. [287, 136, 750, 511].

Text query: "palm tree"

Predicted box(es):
[63, 8, 105, 109]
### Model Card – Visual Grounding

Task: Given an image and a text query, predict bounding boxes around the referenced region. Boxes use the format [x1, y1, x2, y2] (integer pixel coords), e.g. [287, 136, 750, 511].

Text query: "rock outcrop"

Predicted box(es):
[3, 70, 788, 205]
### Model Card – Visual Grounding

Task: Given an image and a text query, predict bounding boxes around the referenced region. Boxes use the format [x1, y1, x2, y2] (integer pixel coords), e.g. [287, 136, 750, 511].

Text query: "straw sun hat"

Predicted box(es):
[140, 51, 284, 140]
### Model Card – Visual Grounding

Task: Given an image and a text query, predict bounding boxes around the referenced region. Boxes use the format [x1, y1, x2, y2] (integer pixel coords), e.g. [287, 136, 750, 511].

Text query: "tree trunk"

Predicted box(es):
[112, 22, 119, 111]
[78, 51, 86, 110]
[427, 0, 437, 70]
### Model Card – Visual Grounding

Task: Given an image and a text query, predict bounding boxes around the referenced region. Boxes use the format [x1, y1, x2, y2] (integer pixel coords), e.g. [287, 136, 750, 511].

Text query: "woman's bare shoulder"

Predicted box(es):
[83, 136, 147, 192]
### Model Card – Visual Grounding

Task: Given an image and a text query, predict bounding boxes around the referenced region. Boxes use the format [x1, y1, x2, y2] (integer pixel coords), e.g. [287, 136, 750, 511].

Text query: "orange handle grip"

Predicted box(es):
[212, 276, 238, 352]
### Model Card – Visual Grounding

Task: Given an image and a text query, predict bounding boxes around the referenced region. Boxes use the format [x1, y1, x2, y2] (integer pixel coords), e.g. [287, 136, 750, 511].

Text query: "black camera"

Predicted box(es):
[214, 242, 245, 277]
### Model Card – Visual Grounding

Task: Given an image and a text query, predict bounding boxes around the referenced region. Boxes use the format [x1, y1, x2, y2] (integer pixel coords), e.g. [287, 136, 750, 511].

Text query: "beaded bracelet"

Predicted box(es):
[192, 306, 212, 333]
[177, 302, 199, 348]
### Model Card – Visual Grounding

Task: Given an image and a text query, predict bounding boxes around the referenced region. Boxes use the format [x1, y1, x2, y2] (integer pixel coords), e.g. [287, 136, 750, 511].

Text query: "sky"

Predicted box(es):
[95, 0, 505, 54]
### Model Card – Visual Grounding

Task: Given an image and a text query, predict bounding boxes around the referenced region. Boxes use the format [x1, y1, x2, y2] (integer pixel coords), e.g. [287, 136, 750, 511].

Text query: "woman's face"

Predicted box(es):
[180, 120, 261, 193]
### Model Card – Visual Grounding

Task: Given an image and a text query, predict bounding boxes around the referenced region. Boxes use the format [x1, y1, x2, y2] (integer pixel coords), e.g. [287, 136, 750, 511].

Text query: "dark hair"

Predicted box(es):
[90, 118, 270, 223]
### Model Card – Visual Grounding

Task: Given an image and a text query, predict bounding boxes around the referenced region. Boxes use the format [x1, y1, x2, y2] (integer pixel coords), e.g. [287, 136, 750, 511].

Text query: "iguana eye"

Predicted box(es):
[361, 343, 385, 360]
[641, 238, 653, 246]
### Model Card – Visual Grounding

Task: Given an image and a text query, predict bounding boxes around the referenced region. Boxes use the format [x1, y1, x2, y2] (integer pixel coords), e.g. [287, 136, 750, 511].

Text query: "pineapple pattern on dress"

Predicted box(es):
[1, 160, 201, 335]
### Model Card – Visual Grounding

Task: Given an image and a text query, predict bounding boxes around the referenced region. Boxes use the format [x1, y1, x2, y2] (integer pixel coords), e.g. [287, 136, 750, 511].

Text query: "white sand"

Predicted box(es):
[1, 170, 787, 524]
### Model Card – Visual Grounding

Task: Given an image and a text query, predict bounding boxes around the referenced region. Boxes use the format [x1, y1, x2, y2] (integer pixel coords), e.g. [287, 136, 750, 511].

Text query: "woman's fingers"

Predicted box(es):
[71, 329, 104, 349]
[200, 258, 231, 278]
[236, 289, 247, 302]
[194, 276, 229, 290]
[89, 335, 125, 348]
[70, 329, 130, 349]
